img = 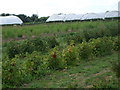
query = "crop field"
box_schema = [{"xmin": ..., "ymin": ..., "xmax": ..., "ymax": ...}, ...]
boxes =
[
  {"xmin": 2, "ymin": 20, "xmax": 120, "ymax": 88},
  {"xmin": 2, "ymin": 20, "xmax": 118, "ymax": 41}
]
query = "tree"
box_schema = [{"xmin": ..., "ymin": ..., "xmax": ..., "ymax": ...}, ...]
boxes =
[
  {"xmin": 16, "ymin": 14, "xmax": 28, "ymax": 23},
  {"xmin": 38, "ymin": 16, "xmax": 49, "ymax": 22},
  {"xmin": 31, "ymin": 14, "xmax": 38, "ymax": 22}
]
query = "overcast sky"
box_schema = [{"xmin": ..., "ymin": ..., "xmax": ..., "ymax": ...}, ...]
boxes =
[{"xmin": 0, "ymin": 0, "xmax": 119, "ymax": 17}]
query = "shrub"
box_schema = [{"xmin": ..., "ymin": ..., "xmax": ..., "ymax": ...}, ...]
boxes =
[
  {"xmin": 47, "ymin": 47, "xmax": 64, "ymax": 69},
  {"xmin": 45, "ymin": 37, "xmax": 59, "ymax": 48},
  {"xmin": 2, "ymin": 51, "xmax": 50, "ymax": 87},
  {"xmin": 19, "ymin": 40, "xmax": 34, "ymax": 54},
  {"xmin": 89, "ymin": 37, "xmax": 113, "ymax": 57},
  {"xmin": 6, "ymin": 41, "xmax": 21, "ymax": 58},
  {"xmin": 30, "ymin": 38, "xmax": 48, "ymax": 52},
  {"xmin": 23, "ymin": 51, "xmax": 49, "ymax": 76},
  {"xmin": 112, "ymin": 36, "xmax": 120, "ymax": 51},
  {"xmin": 2, "ymin": 56, "xmax": 29, "ymax": 87},
  {"xmin": 65, "ymin": 32, "xmax": 84, "ymax": 45},
  {"xmin": 78, "ymin": 41, "xmax": 93, "ymax": 60},
  {"xmin": 62, "ymin": 40, "xmax": 78, "ymax": 65}
]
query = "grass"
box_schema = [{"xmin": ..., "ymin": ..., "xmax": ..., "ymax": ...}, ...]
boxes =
[
  {"xmin": 20, "ymin": 53, "xmax": 119, "ymax": 88},
  {"xmin": 2, "ymin": 20, "xmax": 118, "ymax": 40}
]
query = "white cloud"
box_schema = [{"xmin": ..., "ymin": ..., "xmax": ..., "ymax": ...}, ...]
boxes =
[{"xmin": 0, "ymin": 0, "xmax": 119, "ymax": 17}]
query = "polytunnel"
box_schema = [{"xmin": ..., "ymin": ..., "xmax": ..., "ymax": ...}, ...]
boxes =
[{"xmin": 0, "ymin": 16, "xmax": 23, "ymax": 25}]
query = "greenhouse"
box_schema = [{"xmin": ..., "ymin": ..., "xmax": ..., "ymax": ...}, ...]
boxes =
[
  {"xmin": 0, "ymin": 16, "xmax": 23, "ymax": 25},
  {"xmin": 105, "ymin": 11, "xmax": 119, "ymax": 18},
  {"xmin": 46, "ymin": 11, "xmax": 120, "ymax": 22}
]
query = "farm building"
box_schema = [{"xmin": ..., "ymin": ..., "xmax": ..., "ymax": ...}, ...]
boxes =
[
  {"xmin": 0, "ymin": 16, "xmax": 23, "ymax": 25},
  {"xmin": 46, "ymin": 11, "xmax": 119, "ymax": 22},
  {"xmin": 105, "ymin": 11, "xmax": 119, "ymax": 19},
  {"xmin": 81, "ymin": 13, "xmax": 105, "ymax": 20}
]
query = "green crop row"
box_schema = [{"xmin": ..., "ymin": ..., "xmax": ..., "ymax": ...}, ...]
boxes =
[
  {"xmin": 2, "ymin": 20, "xmax": 119, "ymax": 40},
  {"xmin": 2, "ymin": 36, "xmax": 120, "ymax": 88}
]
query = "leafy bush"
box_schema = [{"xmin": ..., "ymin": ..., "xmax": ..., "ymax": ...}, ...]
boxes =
[
  {"xmin": 6, "ymin": 40, "xmax": 34, "ymax": 58},
  {"xmin": 65, "ymin": 32, "xmax": 84, "ymax": 45},
  {"xmin": 2, "ymin": 56, "xmax": 29, "ymax": 87},
  {"xmin": 78, "ymin": 41, "xmax": 93, "ymax": 60},
  {"xmin": 112, "ymin": 36, "xmax": 120, "ymax": 51},
  {"xmin": 62, "ymin": 41, "xmax": 78, "ymax": 65},
  {"xmin": 2, "ymin": 51, "xmax": 50, "ymax": 87},
  {"xmin": 89, "ymin": 37, "xmax": 113, "ymax": 57},
  {"xmin": 19, "ymin": 40, "xmax": 34, "ymax": 54},
  {"xmin": 23, "ymin": 51, "xmax": 49, "ymax": 76},
  {"xmin": 45, "ymin": 37, "xmax": 59, "ymax": 48},
  {"xmin": 6, "ymin": 41, "xmax": 21, "ymax": 58},
  {"xmin": 30, "ymin": 38, "xmax": 48, "ymax": 52},
  {"xmin": 47, "ymin": 47, "xmax": 64, "ymax": 69}
]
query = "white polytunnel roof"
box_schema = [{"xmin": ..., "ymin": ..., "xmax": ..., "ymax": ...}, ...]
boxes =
[
  {"xmin": 46, "ymin": 14, "xmax": 65, "ymax": 22},
  {"xmin": 105, "ymin": 11, "xmax": 119, "ymax": 18},
  {"xmin": 64, "ymin": 14, "xmax": 75, "ymax": 21},
  {"xmin": 0, "ymin": 16, "xmax": 23, "ymax": 25},
  {"xmin": 81, "ymin": 13, "xmax": 104, "ymax": 20},
  {"xmin": 46, "ymin": 10, "xmax": 119, "ymax": 22},
  {"xmin": 64, "ymin": 14, "xmax": 83, "ymax": 21},
  {"xmin": 96, "ymin": 13, "xmax": 105, "ymax": 19}
]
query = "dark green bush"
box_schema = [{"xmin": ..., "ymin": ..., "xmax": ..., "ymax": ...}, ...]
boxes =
[
  {"xmin": 47, "ymin": 47, "xmax": 64, "ymax": 69},
  {"xmin": 23, "ymin": 51, "xmax": 49, "ymax": 76},
  {"xmin": 30, "ymin": 38, "xmax": 47, "ymax": 52},
  {"xmin": 2, "ymin": 56, "xmax": 31, "ymax": 87},
  {"xmin": 112, "ymin": 36, "xmax": 120, "ymax": 51},
  {"xmin": 2, "ymin": 51, "xmax": 50, "ymax": 87},
  {"xmin": 89, "ymin": 37, "xmax": 113, "ymax": 57},
  {"xmin": 45, "ymin": 37, "xmax": 59, "ymax": 48},
  {"xmin": 62, "ymin": 42, "xmax": 78, "ymax": 66},
  {"xmin": 78, "ymin": 41, "xmax": 93, "ymax": 60},
  {"xmin": 6, "ymin": 41, "xmax": 21, "ymax": 58}
]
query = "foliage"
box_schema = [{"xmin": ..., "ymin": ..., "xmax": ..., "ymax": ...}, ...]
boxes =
[
  {"xmin": 2, "ymin": 20, "xmax": 118, "ymax": 40},
  {"xmin": 44, "ymin": 37, "xmax": 59, "ymax": 48},
  {"xmin": 6, "ymin": 41, "xmax": 21, "ymax": 58},
  {"xmin": 2, "ymin": 56, "xmax": 30, "ymax": 87},
  {"xmin": 112, "ymin": 55, "xmax": 120, "ymax": 79},
  {"xmin": 93, "ymin": 78, "xmax": 120, "ymax": 88},
  {"xmin": 89, "ymin": 37, "xmax": 113, "ymax": 57},
  {"xmin": 2, "ymin": 35, "xmax": 120, "ymax": 88},
  {"xmin": 2, "ymin": 51, "xmax": 50, "ymax": 87},
  {"xmin": 30, "ymin": 38, "xmax": 48, "ymax": 52},
  {"xmin": 23, "ymin": 51, "xmax": 49, "ymax": 76},
  {"xmin": 112, "ymin": 36, "xmax": 120, "ymax": 51},
  {"xmin": 78, "ymin": 41, "xmax": 93, "ymax": 60},
  {"xmin": 47, "ymin": 47, "xmax": 64, "ymax": 69},
  {"xmin": 62, "ymin": 40, "xmax": 78, "ymax": 65}
]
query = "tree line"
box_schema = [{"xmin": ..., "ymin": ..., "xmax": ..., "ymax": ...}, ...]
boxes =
[{"xmin": 0, "ymin": 13, "xmax": 49, "ymax": 23}]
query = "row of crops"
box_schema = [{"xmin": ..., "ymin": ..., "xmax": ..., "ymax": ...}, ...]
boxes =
[
  {"xmin": 2, "ymin": 20, "xmax": 118, "ymax": 40},
  {"xmin": 2, "ymin": 35, "xmax": 120, "ymax": 88}
]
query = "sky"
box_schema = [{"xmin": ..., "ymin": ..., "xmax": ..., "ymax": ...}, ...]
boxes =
[{"xmin": 0, "ymin": 0, "xmax": 119, "ymax": 17}]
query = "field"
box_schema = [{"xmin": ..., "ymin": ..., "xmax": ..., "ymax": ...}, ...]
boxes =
[
  {"xmin": 2, "ymin": 20, "xmax": 120, "ymax": 88},
  {"xmin": 2, "ymin": 20, "xmax": 118, "ymax": 41}
]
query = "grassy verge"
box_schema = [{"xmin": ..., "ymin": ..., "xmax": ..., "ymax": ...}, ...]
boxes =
[{"xmin": 20, "ymin": 53, "xmax": 119, "ymax": 88}]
